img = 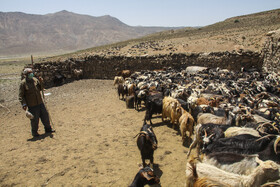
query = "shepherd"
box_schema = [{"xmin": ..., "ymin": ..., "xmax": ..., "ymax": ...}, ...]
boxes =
[{"xmin": 19, "ymin": 68, "xmax": 55, "ymax": 137}]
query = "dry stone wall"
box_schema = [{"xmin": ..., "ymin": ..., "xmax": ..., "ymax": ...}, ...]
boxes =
[
  {"xmin": 30, "ymin": 50, "xmax": 262, "ymax": 88},
  {"xmin": 262, "ymin": 29, "xmax": 280, "ymax": 73}
]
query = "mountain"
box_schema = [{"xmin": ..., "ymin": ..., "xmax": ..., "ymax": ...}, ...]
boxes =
[
  {"xmin": 68, "ymin": 8, "xmax": 279, "ymax": 58},
  {"xmin": 0, "ymin": 10, "xmax": 180, "ymax": 57}
]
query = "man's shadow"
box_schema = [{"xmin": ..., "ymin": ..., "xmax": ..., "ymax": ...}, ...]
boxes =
[{"xmin": 27, "ymin": 133, "xmax": 54, "ymax": 141}]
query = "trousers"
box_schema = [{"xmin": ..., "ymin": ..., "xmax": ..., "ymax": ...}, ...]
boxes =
[{"xmin": 28, "ymin": 103, "xmax": 51, "ymax": 135}]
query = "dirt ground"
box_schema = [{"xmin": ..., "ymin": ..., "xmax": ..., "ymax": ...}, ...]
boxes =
[{"xmin": 0, "ymin": 79, "xmax": 188, "ymax": 186}]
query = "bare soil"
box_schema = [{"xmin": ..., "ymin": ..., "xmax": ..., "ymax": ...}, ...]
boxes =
[{"xmin": 0, "ymin": 79, "xmax": 188, "ymax": 186}]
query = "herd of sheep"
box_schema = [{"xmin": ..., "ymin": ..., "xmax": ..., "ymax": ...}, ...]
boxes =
[{"xmin": 114, "ymin": 66, "xmax": 280, "ymax": 187}]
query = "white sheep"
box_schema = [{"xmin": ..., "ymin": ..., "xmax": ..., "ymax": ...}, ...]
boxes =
[
  {"xmin": 224, "ymin": 126, "xmax": 261, "ymax": 138},
  {"xmin": 203, "ymin": 153, "xmax": 259, "ymax": 175},
  {"xmin": 197, "ymin": 110, "xmax": 234, "ymax": 126},
  {"xmin": 186, "ymin": 158, "xmax": 280, "ymax": 187}
]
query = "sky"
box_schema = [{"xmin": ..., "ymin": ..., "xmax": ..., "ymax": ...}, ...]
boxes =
[{"xmin": 1, "ymin": 0, "xmax": 280, "ymax": 27}]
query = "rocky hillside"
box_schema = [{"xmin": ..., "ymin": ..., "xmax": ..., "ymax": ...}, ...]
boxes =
[
  {"xmin": 62, "ymin": 8, "xmax": 280, "ymax": 59},
  {"xmin": 0, "ymin": 10, "xmax": 179, "ymax": 57}
]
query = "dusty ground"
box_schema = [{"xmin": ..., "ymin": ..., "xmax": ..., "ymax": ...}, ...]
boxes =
[
  {"xmin": 1, "ymin": 9, "xmax": 279, "ymax": 186},
  {"xmin": 0, "ymin": 79, "xmax": 188, "ymax": 186}
]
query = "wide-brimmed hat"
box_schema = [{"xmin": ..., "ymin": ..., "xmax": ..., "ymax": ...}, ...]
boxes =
[{"xmin": 23, "ymin": 68, "xmax": 33, "ymax": 75}]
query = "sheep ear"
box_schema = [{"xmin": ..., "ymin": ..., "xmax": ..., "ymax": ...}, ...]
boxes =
[{"xmin": 141, "ymin": 172, "xmax": 154, "ymax": 181}]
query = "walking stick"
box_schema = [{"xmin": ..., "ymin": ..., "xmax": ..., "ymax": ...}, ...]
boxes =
[
  {"xmin": 31, "ymin": 55, "xmax": 54, "ymax": 131},
  {"xmin": 31, "ymin": 55, "xmax": 55, "ymax": 131},
  {"xmin": 31, "ymin": 55, "xmax": 34, "ymax": 67}
]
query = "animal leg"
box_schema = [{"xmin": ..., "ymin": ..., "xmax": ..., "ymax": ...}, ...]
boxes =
[
  {"xmin": 180, "ymin": 123, "xmax": 185, "ymax": 141},
  {"xmin": 162, "ymin": 113, "xmax": 165, "ymax": 122},
  {"xmin": 142, "ymin": 158, "xmax": 146, "ymax": 167},
  {"xmin": 182, "ymin": 131, "xmax": 186, "ymax": 142},
  {"xmin": 187, "ymin": 136, "xmax": 197, "ymax": 158},
  {"xmin": 150, "ymin": 157, "xmax": 154, "ymax": 169},
  {"xmin": 137, "ymin": 101, "xmax": 140, "ymax": 110},
  {"xmin": 171, "ymin": 119, "xmax": 175, "ymax": 129}
]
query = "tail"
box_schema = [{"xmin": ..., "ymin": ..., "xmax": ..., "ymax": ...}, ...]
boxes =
[
  {"xmin": 187, "ymin": 160, "xmax": 228, "ymax": 187},
  {"xmin": 186, "ymin": 160, "xmax": 198, "ymax": 187},
  {"xmin": 190, "ymin": 161, "xmax": 198, "ymax": 180}
]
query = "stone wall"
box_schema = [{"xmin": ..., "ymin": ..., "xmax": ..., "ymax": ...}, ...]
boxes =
[
  {"xmin": 31, "ymin": 50, "xmax": 262, "ymax": 88},
  {"xmin": 262, "ymin": 29, "xmax": 280, "ymax": 73}
]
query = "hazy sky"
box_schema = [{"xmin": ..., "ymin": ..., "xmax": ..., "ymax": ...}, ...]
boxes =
[{"xmin": 1, "ymin": 0, "xmax": 279, "ymax": 27}]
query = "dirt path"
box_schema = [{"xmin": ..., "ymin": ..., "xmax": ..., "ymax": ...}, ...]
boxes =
[{"xmin": 0, "ymin": 79, "xmax": 188, "ymax": 186}]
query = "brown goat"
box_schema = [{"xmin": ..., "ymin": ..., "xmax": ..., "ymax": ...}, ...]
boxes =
[
  {"xmin": 162, "ymin": 97, "xmax": 183, "ymax": 129},
  {"xmin": 209, "ymin": 96, "xmax": 224, "ymax": 108},
  {"xmin": 117, "ymin": 70, "xmax": 131, "ymax": 79},
  {"xmin": 179, "ymin": 110, "xmax": 195, "ymax": 142},
  {"xmin": 128, "ymin": 83, "xmax": 136, "ymax": 96},
  {"xmin": 196, "ymin": 97, "xmax": 209, "ymax": 106}
]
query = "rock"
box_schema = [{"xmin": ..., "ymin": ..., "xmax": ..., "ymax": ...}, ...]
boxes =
[{"xmin": 185, "ymin": 66, "xmax": 208, "ymax": 75}]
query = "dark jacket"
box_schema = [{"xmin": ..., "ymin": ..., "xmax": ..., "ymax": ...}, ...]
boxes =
[{"xmin": 19, "ymin": 77, "xmax": 43, "ymax": 107}]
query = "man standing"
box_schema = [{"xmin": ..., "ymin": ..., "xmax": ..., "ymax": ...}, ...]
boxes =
[{"xmin": 19, "ymin": 68, "xmax": 55, "ymax": 137}]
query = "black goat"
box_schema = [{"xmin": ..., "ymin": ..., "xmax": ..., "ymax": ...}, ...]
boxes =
[
  {"xmin": 191, "ymin": 104, "xmax": 214, "ymax": 122},
  {"xmin": 176, "ymin": 98, "xmax": 190, "ymax": 112},
  {"xmin": 204, "ymin": 134, "xmax": 280, "ymax": 163},
  {"xmin": 144, "ymin": 93, "xmax": 163, "ymax": 125},
  {"xmin": 135, "ymin": 122, "xmax": 158, "ymax": 167},
  {"xmin": 187, "ymin": 123, "xmax": 229, "ymax": 158},
  {"xmin": 199, "ymin": 123, "xmax": 229, "ymax": 151},
  {"xmin": 205, "ymin": 134, "xmax": 269, "ymax": 154},
  {"xmin": 129, "ymin": 166, "xmax": 160, "ymax": 187},
  {"xmin": 53, "ymin": 74, "xmax": 66, "ymax": 87}
]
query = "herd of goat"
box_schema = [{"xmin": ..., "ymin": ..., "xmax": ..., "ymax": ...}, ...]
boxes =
[{"xmin": 114, "ymin": 67, "xmax": 280, "ymax": 187}]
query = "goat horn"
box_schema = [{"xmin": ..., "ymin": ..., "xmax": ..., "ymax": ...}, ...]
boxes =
[
  {"xmin": 255, "ymin": 134, "xmax": 275, "ymax": 142},
  {"xmin": 271, "ymin": 122, "xmax": 280, "ymax": 133},
  {"xmin": 140, "ymin": 131, "xmax": 148, "ymax": 135},
  {"xmin": 274, "ymin": 136, "xmax": 280, "ymax": 154},
  {"xmin": 256, "ymin": 122, "xmax": 266, "ymax": 130},
  {"xmin": 133, "ymin": 131, "xmax": 148, "ymax": 138},
  {"xmin": 133, "ymin": 133, "xmax": 141, "ymax": 138}
]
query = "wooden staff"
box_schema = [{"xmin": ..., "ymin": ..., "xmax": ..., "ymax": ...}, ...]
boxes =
[{"xmin": 31, "ymin": 55, "xmax": 34, "ymax": 67}]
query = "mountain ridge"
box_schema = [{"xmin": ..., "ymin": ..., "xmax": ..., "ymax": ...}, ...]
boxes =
[{"xmin": 0, "ymin": 10, "xmax": 180, "ymax": 57}]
